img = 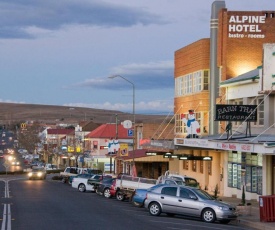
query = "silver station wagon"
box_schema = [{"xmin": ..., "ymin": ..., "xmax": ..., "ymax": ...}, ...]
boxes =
[{"xmin": 144, "ymin": 185, "xmax": 238, "ymax": 224}]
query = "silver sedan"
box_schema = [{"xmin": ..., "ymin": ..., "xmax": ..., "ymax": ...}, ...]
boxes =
[{"xmin": 144, "ymin": 185, "xmax": 238, "ymax": 224}]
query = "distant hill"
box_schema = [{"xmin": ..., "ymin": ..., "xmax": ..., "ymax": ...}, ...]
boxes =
[{"xmin": 0, "ymin": 102, "xmax": 173, "ymax": 125}]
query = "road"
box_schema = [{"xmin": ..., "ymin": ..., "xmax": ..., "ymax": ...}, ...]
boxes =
[{"xmin": 0, "ymin": 175, "xmax": 251, "ymax": 230}]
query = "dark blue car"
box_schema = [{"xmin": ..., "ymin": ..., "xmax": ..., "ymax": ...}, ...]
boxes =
[{"xmin": 132, "ymin": 184, "xmax": 166, "ymax": 207}]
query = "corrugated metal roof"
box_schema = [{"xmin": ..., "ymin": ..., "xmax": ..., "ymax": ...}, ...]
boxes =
[
  {"xmin": 85, "ymin": 124, "xmax": 132, "ymax": 139},
  {"xmin": 220, "ymin": 68, "xmax": 260, "ymax": 86}
]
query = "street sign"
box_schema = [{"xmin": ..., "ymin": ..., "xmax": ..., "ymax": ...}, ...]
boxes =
[
  {"xmin": 127, "ymin": 129, "xmax": 133, "ymax": 137},
  {"xmin": 123, "ymin": 120, "xmax": 132, "ymax": 129},
  {"xmin": 3, "ymin": 162, "xmax": 10, "ymax": 168}
]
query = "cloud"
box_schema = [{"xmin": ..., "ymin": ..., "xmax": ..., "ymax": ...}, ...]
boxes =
[
  {"xmin": 0, "ymin": 0, "xmax": 168, "ymax": 39},
  {"xmin": 0, "ymin": 99, "xmax": 26, "ymax": 104},
  {"xmin": 69, "ymin": 60, "xmax": 174, "ymax": 91},
  {"xmin": 65, "ymin": 98, "xmax": 174, "ymax": 115}
]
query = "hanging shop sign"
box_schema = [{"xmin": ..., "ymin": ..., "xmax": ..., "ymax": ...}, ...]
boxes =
[{"xmin": 215, "ymin": 105, "xmax": 257, "ymax": 121}]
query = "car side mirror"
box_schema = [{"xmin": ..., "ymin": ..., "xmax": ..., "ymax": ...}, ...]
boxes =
[{"xmin": 190, "ymin": 195, "xmax": 197, "ymax": 200}]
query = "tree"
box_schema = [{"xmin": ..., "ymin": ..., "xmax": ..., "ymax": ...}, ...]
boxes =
[{"xmin": 17, "ymin": 121, "xmax": 41, "ymax": 154}]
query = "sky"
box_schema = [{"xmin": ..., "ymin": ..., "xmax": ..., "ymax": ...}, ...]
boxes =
[{"xmin": 0, "ymin": 0, "xmax": 274, "ymax": 115}]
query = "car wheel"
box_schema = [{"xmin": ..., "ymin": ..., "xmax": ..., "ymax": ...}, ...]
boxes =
[
  {"xmin": 202, "ymin": 208, "xmax": 216, "ymax": 223},
  {"xmin": 62, "ymin": 178, "xmax": 66, "ymax": 184},
  {"xmin": 116, "ymin": 191, "xmax": 125, "ymax": 201},
  {"xmin": 103, "ymin": 188, "xmax": 111, "ymax": 198},
  {"xmin": 78, "ymin": 184, "xmax": 86, "ymax": 192},
  {"xmin": 132, "ymin": 201, "xmax": 143, "ymax": 208},
  {"xmin": 149, "ymin": 202, "xmax": 161, "ymax": 216},
  {"xmin": 219, "ymin": 220, "xmax": 231, "ymax": 224}
]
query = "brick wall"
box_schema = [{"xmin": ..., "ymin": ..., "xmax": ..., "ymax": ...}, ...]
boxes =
[{"xmin": 175, "ymin": 38, "xmax": 210, "ymax": 77}]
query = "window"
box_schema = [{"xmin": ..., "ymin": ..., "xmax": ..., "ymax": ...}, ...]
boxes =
[
  {"xmin": 93, "ymin": 141, "xmax": 98, "ymax": 149},
  {"xmin": 184, "ymin": 74, "xmax": 193, "ymax": 94},
  {"xmin": 203, "ymin": 70, "xmax": 209, "ymax": 90},
  {"xmin": 161, "ymin": 187, "xmax": 177, "ymax": 196},
  {"xmin": 175, "ymin": 114, "xmax": 183, "ymax": 134},
  {"xmin": 183, "ymin": 160, "xmax": 189, "ymax": 170},
  {"xmin": 208, "ymin": 161, "xmax": 212, "ymax": 175},
  {"xmin": 175, "ymin": 77, "xmax": 184, "ymax": 97},
  {"xmin": 175, "ymin": 70, "xmax": 209, "ymax": 97},
  {"xmin": 193, "ymin": 71, "xmax": 202, "ymax": 92},
  {"xmin": 180, "ymin": 188, "xmax": 191, "ymax": 198},
  {"xmin": 200, "ymin": 160, "xmax": 203, "ymax": 173},
  {"xmin": 253, "ymin": 97, "xmax": 264, "ymax": 126},
  {"xmin": 192, "ymin": 159, "xmax": 197, "ymax": 172}
]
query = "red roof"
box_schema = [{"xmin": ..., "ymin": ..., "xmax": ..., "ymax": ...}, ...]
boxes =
[
  {"xmin": 47, "ymin": 129, "xmax": 75, "ymax": 135},
  {"xmin": 86, "ymin": 124, "xmax": 132, "ymax": 139}
]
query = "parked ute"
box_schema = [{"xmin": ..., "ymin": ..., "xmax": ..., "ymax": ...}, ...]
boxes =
[
  {"xmin": 157, "ymin": 171, "xmax": 199, "ymax": 188},
  {"xmin": 60, "ymin": 167, "xmax": 102, "ymax": 184},
  {"xmin": 114, "ymin": 174, "xmax": 157, "ymax": 201}
]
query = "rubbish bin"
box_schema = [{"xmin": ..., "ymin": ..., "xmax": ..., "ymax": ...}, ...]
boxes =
[{"xmin": 259, "ymin": 195, "xmax": 275, "ymax": 222}]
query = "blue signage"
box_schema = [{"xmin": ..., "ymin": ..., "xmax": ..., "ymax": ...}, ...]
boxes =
[{"xmin": 127, "ymin": 129, "xmax": 133, "ymax": 137}]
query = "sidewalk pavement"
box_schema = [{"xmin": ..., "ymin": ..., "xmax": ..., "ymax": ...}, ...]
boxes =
[{"xmin": 220, "ymin": 196, "xmax": 275, "ymax": 230}]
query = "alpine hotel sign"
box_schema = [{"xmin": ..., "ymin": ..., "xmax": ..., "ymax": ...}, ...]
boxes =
[{"xmin": 215, "ymin": 105, "xmax": 257, "ymax": 121}]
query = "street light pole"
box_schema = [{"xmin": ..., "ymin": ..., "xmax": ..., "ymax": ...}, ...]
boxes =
[{"xmin": 109, "ymin": 75, "xmax": 135, "ymax": 166}]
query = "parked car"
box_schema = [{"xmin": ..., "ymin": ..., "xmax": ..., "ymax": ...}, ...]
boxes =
[
  {"xmin": 28, "ymin": 167, "xmax": 47, "ymax": 180},
  {"xmin": 88, "ymin": 174, "xmax": 113, "ymax": 192},
  {"xmin": 132, "ymin": 180, "xmax": 183, "ymax": 207},
  {"xmin": 96, "ymin": 178, "xmax": 116, "ymax": 198},
  {"xmin": 72, "ymin": 174, "xmax": 111, "ymax": 192},
  {"xmin": 144, "ymin": 185, "xmax": 238, "ymax": 224},
  {"xmin": 109, "ymin": 178, "xmax": 117, "ymax": 197},
  {"xmin": 72, "ymin": 175, "xmax": 99, "ymax": 192},
  {"xmin": 69, "ymin": 173, "xmax": 94, "ymax": 185},
  {"xmin": 45, "ymin": 163, "xmax": 58, "ymax": 170}
]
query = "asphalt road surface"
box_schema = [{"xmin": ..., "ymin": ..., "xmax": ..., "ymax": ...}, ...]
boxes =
[{"xmin": 0, "ymin": 175, "xmax": 251, "ymax": 230}]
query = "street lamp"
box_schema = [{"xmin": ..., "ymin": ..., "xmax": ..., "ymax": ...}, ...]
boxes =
[{"xmin": 108, "ymin": 75, "xmax": 136, "ymax": 166}]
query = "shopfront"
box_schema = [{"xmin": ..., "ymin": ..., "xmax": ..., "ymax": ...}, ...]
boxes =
[{"xmin": 227, "ymin": 151, "xmax": 263, "ymax": 198}]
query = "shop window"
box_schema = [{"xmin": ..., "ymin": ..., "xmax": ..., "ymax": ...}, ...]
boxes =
[{"xmin": 228, "ymin": 152, "xmax": 262, "ymax": 194}]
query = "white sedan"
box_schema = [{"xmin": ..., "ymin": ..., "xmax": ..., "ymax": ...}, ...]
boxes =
[{"xmin": 72, "ymin": 175, "xmax": 100, "ymax": 192}]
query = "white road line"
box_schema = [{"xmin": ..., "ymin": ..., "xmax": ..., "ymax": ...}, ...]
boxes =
[
  {"xmin": 1, "ymin": 204, "xmax": 11, "ymax": 230},
  {"xmin": 1, "ymin": 204, "xmax": 7, "ymax": 230},
  {"xmin": 5, "ymin": 181, "xmax": 9, "ymax": 198},
  {"xmin": 7, "ymin": 204, "xmax": 11, "ymax": 230},
  {"xmin": 1, "ymin": 180, "xmax": 12, "ymax": 230}
]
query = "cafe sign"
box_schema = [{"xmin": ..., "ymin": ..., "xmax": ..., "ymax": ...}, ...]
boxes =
[{"xmin": 215, "ymin": 105, "xmax": 257, "ymax": 121}]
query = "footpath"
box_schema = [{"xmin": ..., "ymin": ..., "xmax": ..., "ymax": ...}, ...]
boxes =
[{"xmin": 220, "ymin": 196, "xmax": 275, "ymax": 230}]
